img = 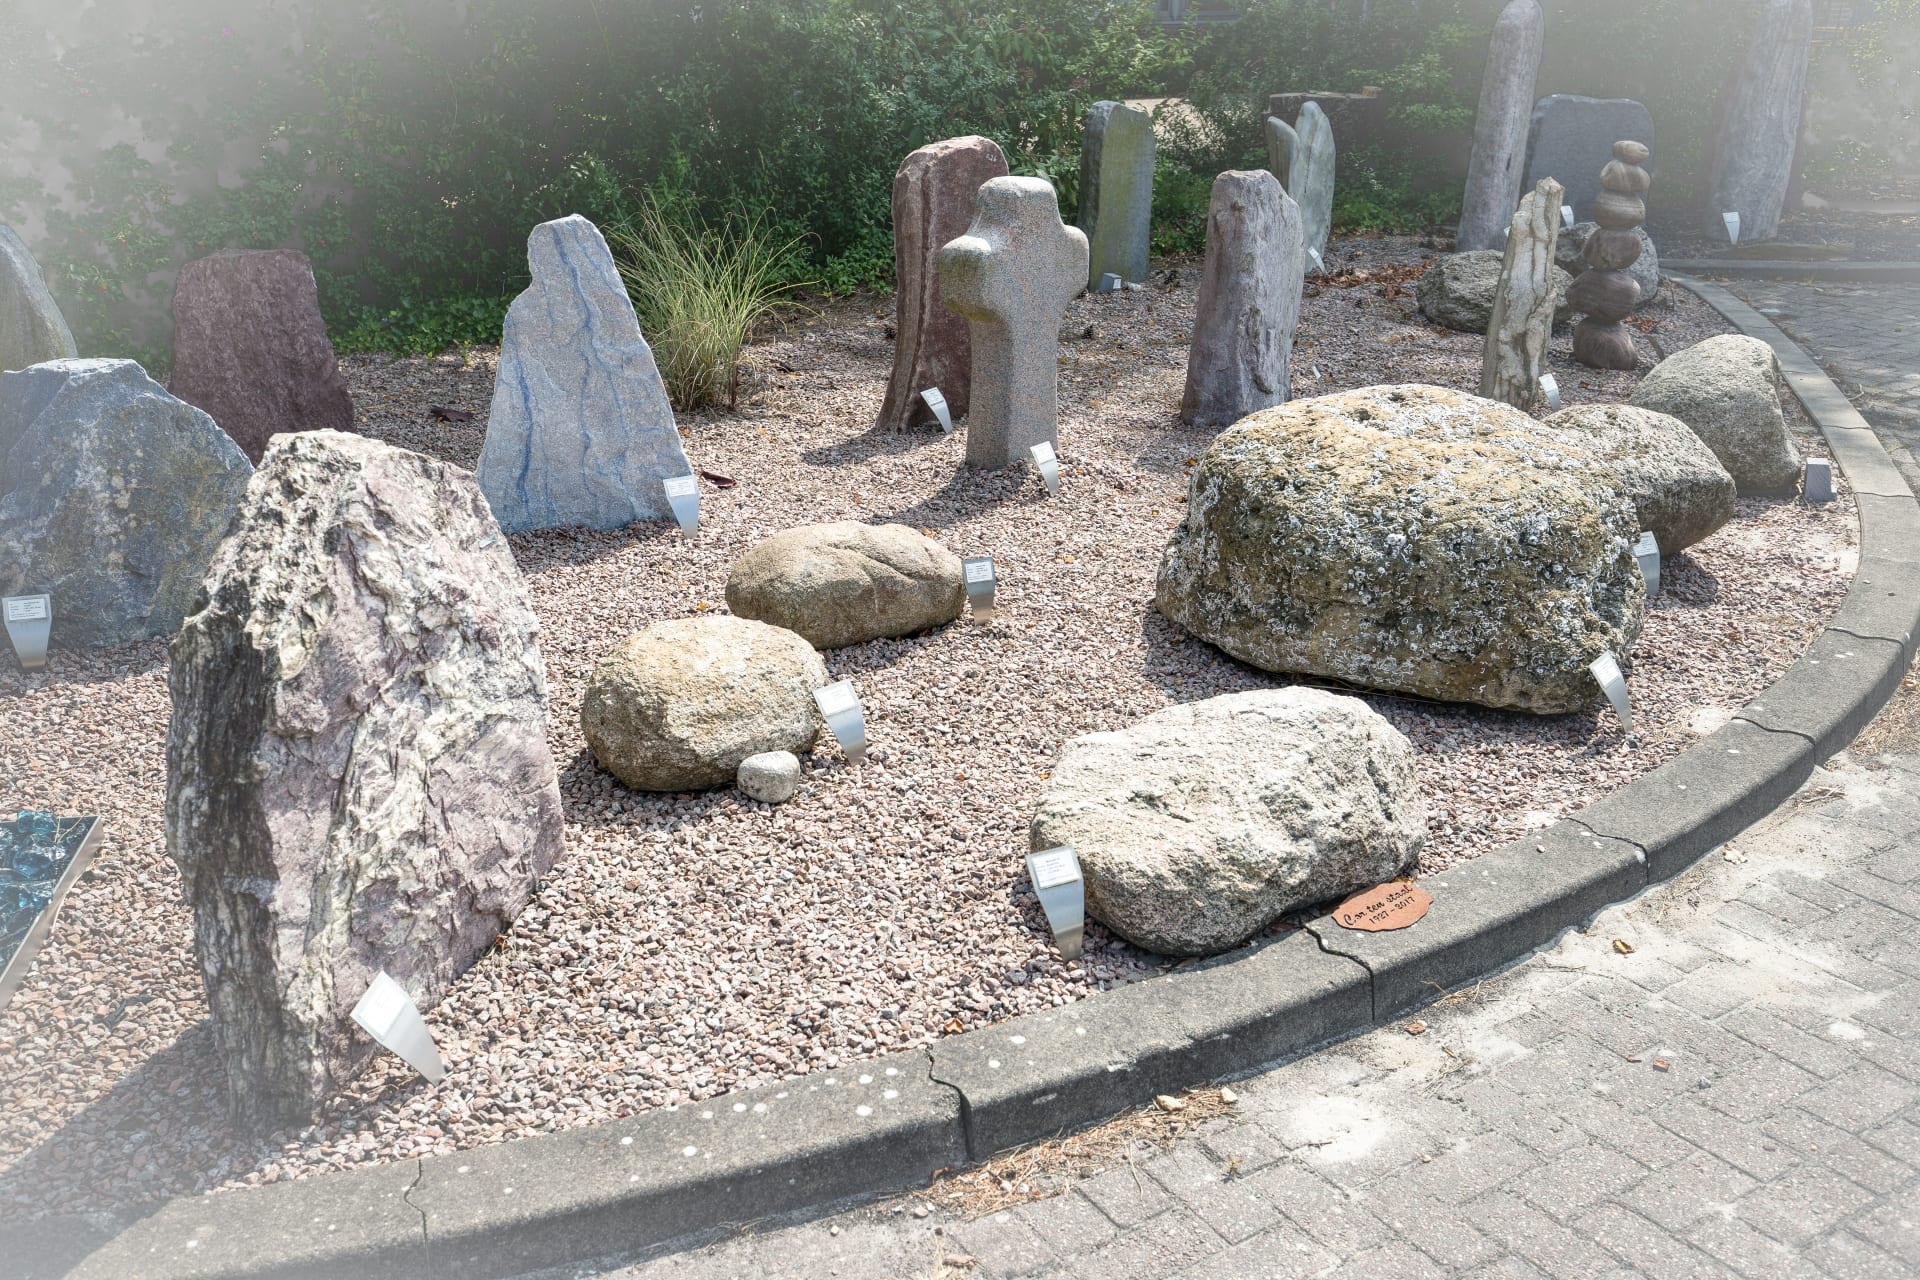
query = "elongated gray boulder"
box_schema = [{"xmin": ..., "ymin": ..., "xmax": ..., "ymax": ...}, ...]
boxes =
[
  {"xmin": 166, "ymin": 429, "xmax": 565, "ymax": 1127},
  {"xmin": 0, "ymin": 226, "xmax": 78, "ymax": 374},
  {"xmin": 1543, "ymin": 404, "xmax": 1736, "ymax": 554},
  {"xmin": 1157, "ymin": 385, "xmax": 1644, "ymax": 714},
  {"xmin": 1523, "ymin": 96, "xmax": 1655, "ymax": 224},
  {"xmin": 1708, "ymin": 0, "xmax": 1813, "ymax": 242},
  {"xmin": 0, "ymin": 359, "xmax": 252, "ymax": 647},
  {"xmin": 582, "ymin": 616, "xmax": 827, "ymax": 791},
  {"xmin": 1629, "ymin": 334, "xmax": 1802, "ymax": 494},
  {"xmin": 168, "ymin": 249, "xmax": 356, "ymax": 463},
  {"xmin": 1457, "ymin": 0, "xmax": 1546, "ymax": 252},
  {"xmin": 1418, "ymin": 249, "xmax": 1572, "ymax": 333},
  {"xmin": 876, "ymin": 137, "xmax": 1009, "ymax": 432},
  {"xmin": 1557, "ymin": 222, "xmax": 1660, "ymax": 310},
  {"xmin": 726, "ymin": 521, "xmax": 964, "ymax": 650},
  {"xmin": 1480, "ymin": 177, "xmax": 1563, "ymax": 410},
  {"xmin": 1290, "ymin": 102, "xmax": 1336, "ymax": 265},
  {"xmin": 1030, "ymin": 688, "xmax": 1427, "ymax": 957},
  {"xmin": 1181, "ymin": 170, "xmax": 1304, "ymax": 428},
  {"xmin": 477, "ymin": 215, "xmax": 693, "ymax": 532},
  {"xmin": 1264, "ymin": 115, "xmax": 1297, "ymax": 195},
  {"xmin": 1077, "ymin": 100, "xmax": 1154, "ymax": 288}
]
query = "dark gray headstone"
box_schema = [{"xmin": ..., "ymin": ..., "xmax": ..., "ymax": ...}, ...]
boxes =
[{"xmin": 1523, "ymin": 96, "xmax": 1655, "ymax": 224}]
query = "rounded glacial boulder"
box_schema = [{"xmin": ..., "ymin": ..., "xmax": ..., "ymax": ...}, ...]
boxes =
[
  {"xmin": 1629, "ymin": 334, "xmax": 1802, "ymax": 495},
  {"xmin": 1030, "ymin": 688, "xmax": 1427, "ymax": 957},
  {"xmin": 1417, "ymin": 250, "xmax": 1573, "ymax": 333},
  {"xmin": 1155, "ymin": 385, "xmax": 1644, "ymax": 714},
  {"xmin": 725, "ymin": 521, "xmax": 964, "ymax": 650},
  {"xmin": 738, "ymin": 750, "xmax": 802, "ymax": 804},
  {"xmin": 582, "ymin": 616, "xmax": 827, "ymax": 791},
  {"xmin": 1542, "ymin": 403, "xmax": 1735, "ymax": 554}
]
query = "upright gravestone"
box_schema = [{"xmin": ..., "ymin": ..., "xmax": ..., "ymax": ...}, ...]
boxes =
[
  {"xmin": 0, "ymin": 226, "xmax": 78, "ymax": 374},
  {"xmin": 1181, "ymin": 170, "xmax": 1305, "ymax": 428},
  {"xmin": 168, "ymin": 249, "xmax": 356, "ymax": 463},
  {"xmin": 0, "ymin": 359, "xmax": 252, "ymax": 647},
  {"xmin": 939, "ymin": 178, "xmax": 1089, "ymax": 469},
  {"xmin": 1708, "ymin": 0, "xmax": 1813, "ymax": 243},
  {"xmin": 875, "ymin": 136, "xmax": 1010, "ymax": 432},
  {"xmin": 1570, "ymin": 142, "xmax": 1654, "ymax": 371},
  {"xmin": 166, "ymin": 429, "xmax": 566, "ymax": 1126},
  {"xmin": 1289, "ymin": 102, "xmax": 1337, "ymax": 265},
  {"xmin": 1077, "ymin": 101, "xmax": 1154, "ymax": 289},
  {"xmin": 477, "ymin": 215, "xmax": 693, "ymax": 532},
  {"xmin": 1264, "ymin": 115, "xmax": 1298, "ymax": 195},
  {"xmin": 1480, "ymin": 178, "xmax": 1564, "ymax": 410},
  {"xmin": 1457, "ymin": 0, "xmax": 1546, "ymax": 252},
  {"xmin": 1523, "ymin": 96, "xmax": 1655, "ymax": 224}
]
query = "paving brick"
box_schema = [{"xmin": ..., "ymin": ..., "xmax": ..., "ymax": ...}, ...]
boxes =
[
  {"xmin": 1735, "ymin": 1162, "xmax": 1879, "ymax": 1246},
  {"xmin": 1842, "ymin": 1180, "xmax": 1920, "ymax": 1265},
  {"xmin": 1654, "ymin": 1099, "xmax": 1802, "ymax": 1181},
  {"xmin": 1388, "ymin": 1129, "xmax": 1541, "ymax": 1202},
  {"xmin": 948, "ymin": 1212, "xmax": 1056, "ymax": 1278},
  {"xmin": 1761, "ymin": 1107, "xmax": 1914, "ymax": 1196},
  {"xmin": 1250, "ymin": 1159, "xmax": 1390, "ymax": 1256},
  {"xmin": 1516, "ymin": 1142, "xmax": 1650, "ymax": 1223},
  {"xmin": 1143, "ymin": 1146, "xmax": 1282, "ymax": 1244},
  {"xmin": 1796, "ymin": 1063, "xmax": 1920, "ymax": 1133},
  {"xmin": 1014, "ymin": 1189, "xmax": 1117, "ymax": 1257},
  {"xmin": 1718, "ymin": 1005, "xmax": 1864, "ymax": 1078},
  {"xmin": 1076, "ymin": 1160, "xmax": 1174, "ymax": 1228},
  {"xmin": 1808, "ymin": 1228, "xmax": 1920, "ymax": 1280},
  {"xmin": 1162, "ymin": 1225, "xmax": 1338, "ymax": 1280},
  {"xmin": 1571, "ymin": 1202, "xmax": 1737, "ymax": 1279},
  {"xmin": 1620, "ymin": 1148, "xmax": 1757, "ymax": 1230},
  {"xmin": 1684, "ymin": 1214, "xmax": 1825, "ymax": 1280},
  {"xmin": 1458, "ymin": 1258, "xmax": 1550, "ymax": 1280},
  {"xmin": 1073, "ymin": 1210, "xmax": 1223, "ymax": 1276},
  {"xmin": 1466, "ymin": 1189, "xmax": 1611, "ymax": 1280},
  {"xmin": 1319, "ymin": 1240, "xmax": 1450, "ymax": 1280},
  {"xmin": 1360, "ymin": 1180, "xmax": 1502, "ymax": 1271}
]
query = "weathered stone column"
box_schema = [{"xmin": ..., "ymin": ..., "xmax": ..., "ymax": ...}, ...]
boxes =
[
  {"xmin": 1480, "ymin": 178, "xmax": 1564, "ymax": 409},
  {"xmin": 1708, "ymin": 0, "xmax": 1813, "ymax": 242},
  {"xmin": 1077, "ymin": 101, "xmax": 1154, "ymax": 288},
  {"xmin": 1457, "ymin": 0, "xmax": 1545, "ymax": 252},
  {"xmin": 1181, "ymin": 170, "xmax": 1304, "ymax": 428}
]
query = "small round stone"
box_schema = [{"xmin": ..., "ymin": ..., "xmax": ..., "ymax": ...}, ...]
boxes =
[
  {"xmin": 1613, "ymin": 139, "xmax": 1651, "ymax": 164},
  {"xmin": 737, "ymin": 751, "xmax": 802, "ymax": 804}
]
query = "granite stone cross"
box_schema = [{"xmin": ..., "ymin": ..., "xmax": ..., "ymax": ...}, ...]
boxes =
[{"xmin": 939, "ymin": 177, "xmax": 1089, "ymax": 469}]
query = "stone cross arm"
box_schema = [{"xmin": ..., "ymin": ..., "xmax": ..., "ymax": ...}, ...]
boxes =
[{"xmin": 939, "ymin": 178, "xmax": 1088, "ymax": 328}]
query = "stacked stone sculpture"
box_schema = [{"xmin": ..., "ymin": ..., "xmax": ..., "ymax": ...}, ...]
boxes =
[
  {"xmin": 1181, "ymin": 170, "xmax": 1304, "ymax": 428},
  {"xmin": 1456, "ymin": 0, "xmax": 1546, "ymax": 252},
  {"xmin": 1077, "ymin": 101, "xmax": 1154, "ymax": 289},
  {"xmin": 1568, "ymin": 141, "xmax": 1653, "ymax": 372},
  {"xmin": 0, "ymin": 226, "xmax": 78, "ymax": 374},
  {"xmin": 939, "ymin": 178, "xmax": 1088, "ymax": 469},
  {"xmin": 1480, "ymin": 177, "xmax": 1563, "ymax": 410},
  {"xmin": 1708, "ymin": 0, "xmax": 1813, "ymax": 243},
  {"xmin": 875, "ymin": 137, "xmax": 1009, "ymax": 432}
]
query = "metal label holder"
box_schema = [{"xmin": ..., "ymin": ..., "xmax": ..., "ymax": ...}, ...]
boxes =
[
  {"xmin": 662, "ymin": 474, "xmax": 700, "ymax": 535},
  {"xmin": 1804, "ymin": 458, "xmax": 1834, "ymax": 504},
  {"xmin": 351, "ymin": 971, "xmax": 447, "ymax": 1083},
  {"xmin": 1540, "ymin": 374, "xmax": 1561, "ymax": 413},
  {"xmin": 920, "ymin": 387, "xmax": 954, "ymax": 434},
  {"xmin": 1634, "ymin": 531, "xmax": 1661, "ymax": 597},
  {"xmin": 814, "ymin": 680, "xmax": 868, "ymax": 764},
  {"xmin": 1030, "ymin": 441, "xmax": 1060, "ymax": 496},
  {"xmin": 0, "ymin": 814, "xmax": 104, "ymax": 1011},
  {"xmin": 1590, "ymin": 652, "xmax": 1632, "ymax": 731},
  {"xmin": 962, "ymin": 555, "xmax": 997, "ymax": 622},
  {"xmin": 1723, "ymin": 211, "xmax": 1741, "ymax": 244},
  {"xmin": 1095, "ymin": 272, "xmax": 1122, "ymax": 293},
  {"xmin": 3, "ymin": 594, "xmax": 51, "ymax": 670},
  {"xmin": 1026, "ymin": 845, "xmax": 1085, "ymax": 960},
  {"xmin": 1307, "ymin": 248, "xmax": 1324, "ymax": 274},
  {"xmin": 1561, "ymin": 204, "xmax": 1575, "ymax": 229}
]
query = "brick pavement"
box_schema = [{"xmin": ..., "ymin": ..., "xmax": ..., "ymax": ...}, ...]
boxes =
[{"xmin": 553, "ymin": 290, "xmax": 1920, "ymax": 1280}]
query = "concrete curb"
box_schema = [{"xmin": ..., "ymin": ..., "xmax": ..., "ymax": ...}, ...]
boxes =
[
  {"xmin": 1663, "ymin": 258, "xmax": 1920, "ymax": 284},
  {"xmin": 15, "ymin": 285, "xmax": 1920, "ymax": 1279}
]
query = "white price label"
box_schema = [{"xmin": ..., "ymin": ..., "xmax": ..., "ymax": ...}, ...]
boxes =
[
  {"xmin": 1030, "ymin": 847, "xmax": 1080, "ymax": 890},
  {"xmin": 663, "ymin": 475, "xmax": 698, "ymax": 498},
  {"xmin": 5, "ymin": 597, "xmax": 48, "ymax": 622},
  {"xmin": 964, "ymin": 559, "xmax": 995, "ymax": 585},
  {"xmin": 815, "ymin": 680, "xmax": 859, "ymax": 716}
]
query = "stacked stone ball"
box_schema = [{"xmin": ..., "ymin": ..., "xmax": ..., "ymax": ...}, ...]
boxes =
[{"xmin": 1568, "ymin": 140, "xmax": 1652, "ymax": 371}]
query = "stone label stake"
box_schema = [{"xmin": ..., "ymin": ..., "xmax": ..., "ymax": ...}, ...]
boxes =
[
  {"xmin": 1457, "ymin": 0, "xmax": 1546, "ymax": 252},
  {"xmin": 1540, "ymin": 373, "xmax": 1562, "ymax": 411},
  {"xmin": 350, "ymin": 972, "xmax": 446, "ymax": 1084},
  {"xmin": 921, "ymin": 386, "xmax": 954, "ymax": 434},
  {"xmin": 1634, "ymin": 531, "xmax": 1662, "ymax": 597},
  {"xmin": 1030, "ymin": 441, "xmax": 1061, "ymax": 495},
  {"xmin": 1590, "ymin": 652, "xmax": 1633, "ymax": 730},
  {"xmin": 1181, "ymin": 170, "xmax": 1305, "ymax": 429},
  {"xmin": 1803, "ymin": 458, "xmax": 1833, "ymax": 504},
  {"xmin": 1077, "ymin": 101, "xmax": 1154, "ymax": 289},
  {"xmin": 663, "ymin": 473, "xmax": 700, "ymax": 534},
  {"xmin": 1708, "ymin": 0, "xmax": 1813, "ymax": 242},
  {"xmin": 875, "ymin": 137, "xmax": 1010, "ymax": 432},
  {"xmin": 1480, "ymin": 177, "xmax": 1564, "ymax": 410},
  {"xmin": 814, "ymin": 680, "xmax": 869, "ymax": 764},
  {"xmin": 939, "ymin": 178, "xmax": 1088, "ymax": 469},
  {"xmin": 1724, "ymin": 211, "xmax": 1742, "ymax": 245},
  {"xmin": 1025, "ymin": 845, "xmax": 1086, "ymax": 960},
  {"xmin": 2, "ymin": 594, "xmax": 50, "ymax": 670},
  {"xmin": 962, "ymin": 555, "xmax": 998, "ymax": 621}
]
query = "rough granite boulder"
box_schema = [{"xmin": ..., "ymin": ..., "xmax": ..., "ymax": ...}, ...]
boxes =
[
  {"xmin": 1629, "ymin": 334, "xmax": 1802, "ymax": 494},
  {"xmin": 1542, "ymin": 404, "xmax": 1736, "ymax": 554},
  {"xmin": 168, "ymin": 249, "xmax": 355, "ymax": 463},
  {"xmin": 1417, "ymin": 250, "xmax": 1573, "ymax": 334},
  {"xmin": 582, "ymin": 616, "xmax": 827, "ymax": 791},
  {"xmin": 1030, "ymin": 688, "xmax": 1427, "ymax": 957},
  {"xmin": 165, "ymin": 429, "xmax": 565, "ymax": 1127},
  {"xmin": 726, "ymin": 522, "xmax": 964, "ymax": 650},
  {"xmin": 1, "ymin": 225, "xmax": 78, "ymax": 373},
  {"xmin": 477, "ymin": 215, "xmax": 692, "ymax": 532},
  {"xmin": 1156, "ymin": 385, "xmax": 1644, "ymax": 714},
  {"xmin": 1555, "ymin": 222, "xmax": 1660, "ymax": 310},
  {"xmin": 1181, "ymin": 169, "xmax": 1304, "ymax": 429},
  {"xmin": 0, "ymin": 359, "xmax": 252, "ymax": 647}
]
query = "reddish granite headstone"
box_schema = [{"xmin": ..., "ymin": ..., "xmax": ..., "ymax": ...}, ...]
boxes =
[
  {"xmin": 168, "ymin": 249, "xmax": 355, "ymax": 462},
  {"xmin": 875, "ymin": 136, "xmax": 1009, "ymax": 433}
]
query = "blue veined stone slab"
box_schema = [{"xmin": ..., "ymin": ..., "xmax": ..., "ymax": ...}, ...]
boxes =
[
  {"xmin": 477, "ymin": 215, "xmax": 692, "ymax": 533},
  {"xmin": 0, "ymin": 811, "xmax": 103, "ymax": 1009}
]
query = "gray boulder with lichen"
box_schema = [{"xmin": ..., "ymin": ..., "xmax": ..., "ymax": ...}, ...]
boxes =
[
  {"xmin": 1629, "ymin": 334, "xmax": 1802, "ymax": 495},
  {"xmin": 725, "ymin": 521, "xmax": 964, "ymax": 650},
  {"xmin": 1542, "ymin": 403, "xmax": 1735, "ymax": 553},
  {"xmin": 1418, "ymin": 249, "xmax": 1572, "ymax": 333}
]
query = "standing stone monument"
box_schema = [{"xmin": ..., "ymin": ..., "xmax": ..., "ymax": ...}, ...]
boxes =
[
  {"xmin": 0, "ymin": 359, "xmax": 252, "ymax": 647},
  {"xmin": 1077, "ymin": 101, "xmax": 1154, "ymax": 289},
  {"xmin": 1288, "ymin": 102, "xmax": 1336, "ymax": 265},
  {"xmin": 1181, "ymin": 170, "xmax": 1305, "ymax": 428},
  {"xmin": 1569, "ymin": 142, "xmax": 1653, "ymax": 371},
  {"xmin": 1264, "ymin": 115, "xmax": 1298, "ymax": 195},
  {"xmin": 1480, "ymin": 178, "xmax": 1564, "ymax": 410},
  {"xmin": 1708, "ymin": 0, "xmax": 1813, "ymax": 243},
  {"xmin": 168, "ymin": 249, "xmax": 356, "ymax": 463},
  {"xmin": 875, "ymin": 137, "xmax": 1009, "ymax": 432},
  {"xmin": 1457, "ymin": 0, "xmax": 1546, "ymax": 252},
  {"xmin": 166, "ymin": 429, "xmax": 566, "ymax": 1127},
  {"xmin": 1523, "ymin": 96, "xmax": 1655, "ymax": 224},
  {"xmin": 477, "ymin": 215, "xmax": 692, "ymax": 533},
  {"xmin": 0, "ymin": 226, "xmax": 78, "ymax": 373},
  {"xmin": 939, "ymin": 178, "xmax": 1089, "ymax": 469}
]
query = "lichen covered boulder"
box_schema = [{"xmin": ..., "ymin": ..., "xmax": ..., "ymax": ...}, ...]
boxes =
[
  {"xmin": 583, "ymin": 615, "xmax": 827, "ymax": 790},
  {"xmin": 1543, "ymin": 403, "xmax": 1735, "ymax": 553},
  {"xmin": 1417, "ymin": 249, "xmax": 1572, "ymax": 333},
  {"xmin": 726, "ymin": 522, "xmax": 965, "ymax": 650},
  {"xmin": 1629, "ymin": 334, "xmax": 1802, "ymax": 494},
  {"xmin": 1156, "ymin": 384, "xmax": 1644, "ymax": 714}
]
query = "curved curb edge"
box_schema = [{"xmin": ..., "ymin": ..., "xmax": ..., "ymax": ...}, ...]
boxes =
[
  {"xmin": 1663, "ymin": 258, "xmax": 1920, "ymax": 284},
  {"xmin": 17, "ymin": 286, "xmax": 1920, "ymax": 1280}
]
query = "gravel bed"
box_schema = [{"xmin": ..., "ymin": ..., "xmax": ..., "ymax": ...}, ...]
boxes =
[{"xmin": 0, "ymin": 235, "xmax": 1855, "ymax": 1219}]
